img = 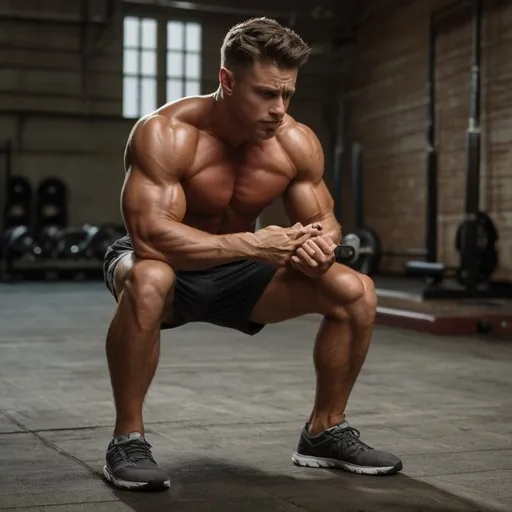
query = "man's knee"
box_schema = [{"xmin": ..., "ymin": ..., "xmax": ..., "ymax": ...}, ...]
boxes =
[
  {"xmin": 117, "ymin": 258, "xmax": 176, "ymax": 310},
  {"xmin": 359, "ymin": 274, "xmax": 377, "ymax": 307},
  {"xmin": 324, "ymin": 266, "xmax": 376, "ymax": 321}
]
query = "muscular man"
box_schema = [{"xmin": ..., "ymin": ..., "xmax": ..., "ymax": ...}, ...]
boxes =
[{"xmin": 102, "ymin": 17, "xmax": 402, "ymax": 491}]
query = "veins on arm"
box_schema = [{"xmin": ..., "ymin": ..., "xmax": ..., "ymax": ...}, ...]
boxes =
[{"xmin": 281, "ymin": 123, "xmax": 341, "ymax": 243}]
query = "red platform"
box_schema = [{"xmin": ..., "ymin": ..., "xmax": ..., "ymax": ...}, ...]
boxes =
[{"xmin": 374, "ymin": 276, "xmax": 512, "ymax": 337}]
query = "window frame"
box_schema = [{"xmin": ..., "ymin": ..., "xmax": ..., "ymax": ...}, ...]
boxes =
[{"xmin": 122, "ymin": 14, "xmax": 202, "ymax": 119}]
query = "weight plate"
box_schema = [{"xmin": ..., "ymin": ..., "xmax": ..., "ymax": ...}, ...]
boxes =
[
  {"xmin": 8, "ymin": 176, "xmax": 32, "ymax": 201},
  {"xmin": 37, "ymin": 177, "xmax": 68, "ymax": 200},
  {"xmin": 6, "ymin": 177, "xmax": 32, "ymax": 227},
  {"xmin": 54, "ymin": 226, "xmax": 92, "ymax": 259},
  {"xmin": 352, "ymin": 226, "xmax": 382, "ymax": 276},
  {"xmin": 455, "ymin": 211, "xmax": 499, "ymax": 278},
  {"xmin": 3, "ymin": 225, "xmax": 39, "ymax": 260},
  {"xmin": 455, "ymin": 211, "xmax": 498, "ymax": 251}
]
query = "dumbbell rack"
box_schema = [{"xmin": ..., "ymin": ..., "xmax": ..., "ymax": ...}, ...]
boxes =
[{"xmin": 1, "ymin": 222, "xmax": 125, "ymax": 282}]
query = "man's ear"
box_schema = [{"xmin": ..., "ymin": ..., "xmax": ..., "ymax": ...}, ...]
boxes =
[{"xmin": 219, "ymin": 67, "xmax": 235, "ymax": 95}]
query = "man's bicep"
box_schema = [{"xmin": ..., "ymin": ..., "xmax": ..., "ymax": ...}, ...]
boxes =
[
  {"xmin": 122, "ymin": 165, "xmax": 187, "ymax": 257},
  {"xmin": 282, "ymin": 178, "xmax": 334, "ymax": 225},
  {"xmin": 121, "ymin": 115, "xmax": 194, "ymax": 258}
]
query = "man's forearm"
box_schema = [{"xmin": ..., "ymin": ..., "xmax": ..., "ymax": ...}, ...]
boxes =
[
  {"xmin": 134, "ymin": 221, "xmax": 258, "ymax": 270},
  {"xmin": 320, "ymin": 215, "xmax": 342, "ymax": 244}
]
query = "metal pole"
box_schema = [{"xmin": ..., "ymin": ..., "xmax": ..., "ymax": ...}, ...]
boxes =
[
  {"xmin": 460, "ymin": 0, "xmax": 482, "ymax": 291},
  {"xmin": 426, "ymin": 13, "xmax": 438, "ymax": 263}
]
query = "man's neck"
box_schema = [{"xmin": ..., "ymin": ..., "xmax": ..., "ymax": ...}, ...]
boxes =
[{"xmin": 210, "ymin": 89, "xmax": 255, "ymax": 148}]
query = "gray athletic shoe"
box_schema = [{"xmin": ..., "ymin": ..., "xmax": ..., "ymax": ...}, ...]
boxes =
[
  {"xmin": 103, "ymin": 432, "xmax": 170, "ymax": 491},
  {"xmin": 291, "ymin": 421, "xmax": 403, "ymax": 476}
]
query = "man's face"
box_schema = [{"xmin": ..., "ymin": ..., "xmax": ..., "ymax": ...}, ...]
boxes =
[{"xmin": 227, "ymin": 61, "xmax": 298, "ymax": 139}]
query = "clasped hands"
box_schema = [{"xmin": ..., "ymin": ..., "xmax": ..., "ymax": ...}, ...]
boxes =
[{"xmin": 289, "ymin": 222, "xmax": 337, "ymax": 278}]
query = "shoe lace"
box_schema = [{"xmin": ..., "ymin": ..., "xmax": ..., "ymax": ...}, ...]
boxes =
[
  {"xmin": 330, "ymin": 426, "xmax": 371, "ymax": 453},
  {"xmin": 116, "ymin": 439, "xmax": 156, "ymax": 464}
]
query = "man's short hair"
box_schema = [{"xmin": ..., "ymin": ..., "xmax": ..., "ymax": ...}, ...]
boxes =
[{"xmin": 220, "ymin": 17, "xmax": 311, "ymax": 73}]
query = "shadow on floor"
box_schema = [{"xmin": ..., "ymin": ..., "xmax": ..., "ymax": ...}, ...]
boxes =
[{"xmin": 107, "ymin": 457, "xmax": 495, "ymax": 512}]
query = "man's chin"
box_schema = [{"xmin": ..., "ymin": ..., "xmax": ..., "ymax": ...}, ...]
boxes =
[{"xmin": 256, "ymin": 126, "xmax": 278, "ymax": 140}]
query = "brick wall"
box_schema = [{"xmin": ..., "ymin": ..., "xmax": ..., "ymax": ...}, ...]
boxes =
[{"xmin": 345, "ymin": 0, "xmax": 512, "ymax": 281}]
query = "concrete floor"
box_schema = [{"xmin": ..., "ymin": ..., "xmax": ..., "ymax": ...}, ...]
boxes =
[{"xmin": 1, "ymin": 282, "xmax": 511, "ymax": 512}]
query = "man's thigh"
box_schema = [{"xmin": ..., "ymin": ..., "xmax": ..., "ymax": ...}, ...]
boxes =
[
  {"xmin": 173, "ymin": 259, "xmax": 277, "ymax": 335},
  {"xmin": 249, "ymin": 263, "xmax": 372, "ymax": 325}
]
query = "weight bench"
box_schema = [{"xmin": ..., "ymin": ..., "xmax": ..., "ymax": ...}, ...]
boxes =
[{"xmin": 405, "ymin": 260, "xmax": 446, "ymax": 285}]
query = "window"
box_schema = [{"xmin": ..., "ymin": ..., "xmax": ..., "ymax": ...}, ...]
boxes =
[
  {"xmin": 166, "ymin": 21, "xmax": 202, "ymax": 102},
  {"xmin": 122, "ymin": 16, "xmax": 202, "ymax": 117},
  {"xmin": 123, "ymin": 16, "xmax": 158, "ymax": 118}
]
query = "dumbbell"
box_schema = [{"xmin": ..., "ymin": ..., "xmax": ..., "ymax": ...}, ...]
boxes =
[{"xmin": 334, "ymin": 233, "xmax": 361, "ymax": 264}]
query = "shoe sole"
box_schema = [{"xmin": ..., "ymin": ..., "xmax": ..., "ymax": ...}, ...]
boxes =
[
  {"xmin": 291, "ymin": 452, "xmax": 403, "ymax": 476},
  {"xmin": 103, "ymin": 465, "xmax": 171, "ymax": 491}
]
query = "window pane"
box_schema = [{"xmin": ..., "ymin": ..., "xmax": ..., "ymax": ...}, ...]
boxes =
[
  {"xmin": 185, "ymin": 53, "xmax": 200, "ymax": 79},
  {"xmin": 123, "ymin": 76, "xmax": 139, "ymax": 118},
  {"xmin": 141, "ymin": 18, "xmax": 157, "ymax": 49},
  {"xmin": 124, "ymin": 17, "xmax": 139, "ymax": 47},
  {"xmin": 141, "ymin": 49, "xmax": 156, "ymax": 76},
  {"xmin": 167, "ymin": 51, "xmax": 183, "ymax": 78},
  {"xmin": 141, "ymin": 77, "xmax": 157, "ymax": 115},
  {"xmin": 186, "ymin": 23, "xmax": 201, "ymax": 52},
  {"xmin": 167, "ymin": 21, "xmax": 184, "ymax": 50},
  {"xmin": 185, "ymin": 80, "xmax": 200, "ymax": 97},
  {"xmin": 167, "ymin": 78, "xmax": 183, "ymax": 102},
  {"xmin": 123, "ymin": 49, "xmax": 139, "ymax": 75}
]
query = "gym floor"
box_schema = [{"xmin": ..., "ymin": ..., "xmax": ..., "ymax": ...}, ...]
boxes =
[{"xmin": 1, "ymin": 282, "xmax": 511, "ymax": 512}]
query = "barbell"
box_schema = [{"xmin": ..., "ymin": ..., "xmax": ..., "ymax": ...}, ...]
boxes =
[{"xmin": 335, "ymin": 228, "xmax": 382, "ymax": 276}]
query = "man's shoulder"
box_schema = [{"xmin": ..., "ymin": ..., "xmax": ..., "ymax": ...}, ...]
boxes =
[
  {"xmin": 276, "ymin": 116, "xmax": 323, "ymax": 179},
  {"xmin": 125, "ymin": 97, "xmax": 214, "ymax": 176},
  {"xmin": 127, "ymin": 97, "xmax": 212, "ymax": 163},
  {"xmin": 133, "ymin": 96, "xmax": 210, "ymax": 143}
]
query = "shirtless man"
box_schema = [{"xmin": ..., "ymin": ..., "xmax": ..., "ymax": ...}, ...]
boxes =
[{"xmin": 102, "ymin": 17, "xmax": 402, "ymax": 491}]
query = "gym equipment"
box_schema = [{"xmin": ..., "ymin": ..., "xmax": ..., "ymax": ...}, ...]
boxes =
[
  {"xmin": 405, "ymin": 0, "xmax": 511, "ymax": 299},
  {"xmin": 53, "ymin": 223, "xmax": 125, "ymax": 261},
  {"xmin": 454, "ymin": 211, "xmax": 498, "ymax": 286},
  {"xmin": 458, "ymin": 0, "xmax": 483, "ymax": 292},
  {"xmin": 5, "ymin": 176, "xmax": 32, "ymax": 228},
  {"xmin": 336, "ymin": 233, "xmax": 360, "ymax": 264},
  {"xmin": 35, "ymin": 177, "xmax": 68, "ymax": 230},
  {"xmin": 349, "ymin": 140, "xmax": 436, "ymax": 271},
  {"xmin": 2, "ymin": 225, "xmax": 41, "ymax": 260},
  {"xmin": 1, "ymin": 220, "xmax": 126, "ymax": 281},
  {"xmin": 0, "ymin": 138, "xmax": 125, "ymax": 281},
  {"xmin": 348, "ymin": 143, "xmax": 382, "ymax": 275},
  {"xmin": 352, "ymin": 226, "xmax": 382, "ymax": 275},
  {"xmin": 54, "ymin": 225, "xmax": 96, "ymax": 259},
  {"xmin": 87, "ymin": 223, "xmax": 126, "ymax": 260}
]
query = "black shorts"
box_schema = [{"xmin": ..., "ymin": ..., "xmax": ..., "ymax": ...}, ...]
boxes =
[{"xmin": 103, "ymin": 235, "xmax": 278, "ymax": 336}]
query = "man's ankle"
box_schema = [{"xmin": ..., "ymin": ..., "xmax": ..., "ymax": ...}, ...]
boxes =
[
  {"xmin": 113, "ymin": 424, "xmax": 145, "ymax": 439},
  {"xmin": 307, "ymin": 413, "xmax": 345, "ymax": 436}
]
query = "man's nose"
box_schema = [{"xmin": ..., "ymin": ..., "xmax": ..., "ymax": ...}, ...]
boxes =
[{"xmin": 270, "ymin": 97, "xmax": 285, "ymax": 118}]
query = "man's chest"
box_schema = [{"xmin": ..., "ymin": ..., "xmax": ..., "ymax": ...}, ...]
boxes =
[{"xmin": 183, "ymin": 142, "xmax": 295, "ymax": 216}]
